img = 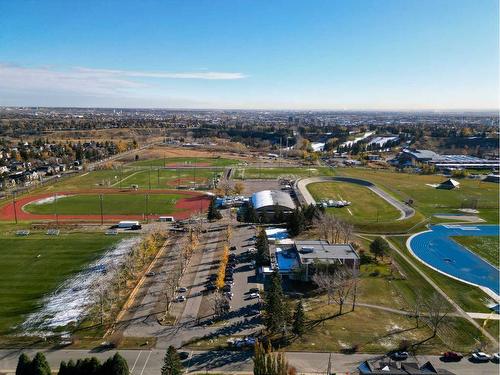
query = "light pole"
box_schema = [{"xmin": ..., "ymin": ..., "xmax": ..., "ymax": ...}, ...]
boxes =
[
  {"xmin": 99, "ymin": 194, "xmax": 104, "ymax": 225},
  {"xmin": 12, "ymin": 193, "xmax": 17, "ymax": 224}
]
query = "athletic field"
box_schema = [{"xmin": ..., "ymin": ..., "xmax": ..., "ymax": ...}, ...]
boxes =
[{"xmin": 0, "ymin": 231, "xmax": 125, "ymax": 334}]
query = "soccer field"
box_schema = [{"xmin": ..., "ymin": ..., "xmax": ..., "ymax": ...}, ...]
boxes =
[
  {"xmin": 307, "ymin": 181, "xmax": 401, "ymax": 223},
  {"xmin": 0, "ymin": 232, "xmax": 125, "ymax": 334},
  {"xmin": 24, "ymin": 193, "xmax": 184, "ymax": 216}
]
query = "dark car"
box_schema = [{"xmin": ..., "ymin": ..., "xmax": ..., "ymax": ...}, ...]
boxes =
[
  {"xmin": 441, "ymin": 352, "xmax": 463, "ymax": 362},
  {"xmin": 178, "ymin": 351, "xmax": 190, "ymax": 360},
  {"xmin": 230, "ymin": 246, "xmax": 237, "ymax": 251},
  {"xmin": 222, "ymin": 285, "xmax": 232, "ymax": 292},
  {"xmin": 207, "ymin": 274, "xmax": 217, "ymax": 281},
  {"xmin": 249, "ymin": 287, "xmax": 260, "ymax": 293},
  {"xmin": 206, "ymin": 283, "xmax": 216, "ymax": 291},
  {"xmin": 391, "ymin": 351, "xmax": 409, "ymax": 361}
]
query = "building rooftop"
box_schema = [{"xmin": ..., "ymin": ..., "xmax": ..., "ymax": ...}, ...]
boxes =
[
  {"xmin": 295, "ymin": 240, "xmax": 359, "ymax": 264},
  {"xmin": 251, "ymin": 190, "xmax": 295, "ymax": 210}
]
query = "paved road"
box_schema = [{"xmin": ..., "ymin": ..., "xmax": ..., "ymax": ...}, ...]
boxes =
[
  {"xmin": 295, "ymin": 176, "xmax": 415, "ymax": 220},
  {"xmin": 1, "ymin": 349, "xmax": 498, "ymax": 375}
]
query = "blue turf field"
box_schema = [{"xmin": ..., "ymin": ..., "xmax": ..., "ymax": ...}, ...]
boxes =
[{"xmin": 409, "ymin": 225, "xmax": 499, "ymax": 295}]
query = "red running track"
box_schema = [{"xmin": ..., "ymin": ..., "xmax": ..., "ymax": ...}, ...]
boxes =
[{"xmin": 0, "ymin": 189, "xmax": 211, "ymax": 223}]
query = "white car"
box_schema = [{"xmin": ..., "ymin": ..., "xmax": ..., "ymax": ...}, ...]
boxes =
[
  {"xmin": 176, "ymin": 295, "xmax": 186, "ymax": 302},
  {"xmin": 471, "ymin": 352, "xmax": 491, "ymax": 362},
  {"xmin": 492, "ymin": 353, "xmax": 500, "ymax": 363},
  {"xmin": 249, "ymin": 292, "xmax": 260, "ymax": 299},
  {"xmin": 247, "ymin": 247, "xmax": 257, "ymax": 253}
]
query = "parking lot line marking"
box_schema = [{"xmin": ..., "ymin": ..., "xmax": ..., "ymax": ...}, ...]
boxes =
[
  {"xmin": 130, "ymin": 350, "xmax": 142, "ymax": 373},
  {"xmin": 139, "ymin": 350, "xmax": 152, "ymax": 375}
]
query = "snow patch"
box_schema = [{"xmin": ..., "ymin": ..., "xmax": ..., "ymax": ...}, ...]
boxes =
[
  {"xmin": 21, "ymin": 237, "xmax": 140, "ymax": 332},
  {"xmin": 30, "ymin": 194, "xmax": 74, "ymax": 205}
]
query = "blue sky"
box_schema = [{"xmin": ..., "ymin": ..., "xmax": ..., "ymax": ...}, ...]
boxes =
[{"xmin": 0, "ymin": 0, "xmax": 498, "ymax": 110}]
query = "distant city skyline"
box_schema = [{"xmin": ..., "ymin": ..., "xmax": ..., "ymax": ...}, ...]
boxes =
[{"xmin": 0, "ymin": 0, "xmax": 498, "ymax": 110}]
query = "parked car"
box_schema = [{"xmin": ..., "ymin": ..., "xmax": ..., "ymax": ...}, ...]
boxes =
[
  {"xmin": 441, "ymin": 352, "xmax": 463, "ymax": 362},
  {"xmin": 178, "ymin": 287, "xmax": 187, "ymax": 293},
  {"xmin": 178, "ymin": 351, "xmax": 190, "ymax": 360},
  {"xmin": 391, "ymin": 351, "xmax": 409, "ymax": 361},
  {"xmin": 248, "ymin": 292, "xmax": 260, "ymax": 299},
  {"xmin": 471, "ymin": 352, "xmax": 491, "ymax": 362},
  {"xmin": 492, "ymin": 353, "xmax": 500, "ymax": 363},
  {"xmin": 145, "ymin": 271, "xmax": 156, "ymax": 277},
  {"xmin": 230, "ymin": 246, "xmax": 237, "ymax": 251},
  {"xmin": 249, "ymin": 287, "xmax": 260, "ymax": 293},
  {"xmin": 176, "ymin": 295, "xmax": 186, "ymax": 302},
  {"xmin": 224, "ymin": 291, "xmax": 234, "ymax": 299},
  {"xmin": 208, "ymin": 274, "xmax": 217, "ymax": 281},
  {"xmin": 206, "ymin": 283, "xmax": 217, "ymax": 291},
  {"xmin": 222, "ymin": 285, "xmax": 232, "ymax": 292}
]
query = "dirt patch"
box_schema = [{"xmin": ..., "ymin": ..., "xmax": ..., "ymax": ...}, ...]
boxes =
[
  {"xmin": 166, "ymin": 162, "xmax": 211, "ymax": 168},
  {"xmin": 168, "ymin": 177, "xmax": 208, "ymax": 186}
]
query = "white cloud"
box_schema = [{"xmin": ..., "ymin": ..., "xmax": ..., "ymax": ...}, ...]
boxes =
[
  {"xmin": 75, "ymin": 67, "xmax": 247, "ymax": 80},
  {"xmin": 0, "ymin": 63, "xmax": 247, "ymax": 99}
]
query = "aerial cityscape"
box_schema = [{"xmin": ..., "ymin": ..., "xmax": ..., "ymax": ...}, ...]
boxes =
[{"xmin": 0, "ymin": 1, "xmax": 498, "ymax": 375}]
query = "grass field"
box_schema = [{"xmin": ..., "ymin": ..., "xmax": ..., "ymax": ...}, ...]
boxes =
[
  {"xmin": 0, "ymin": 231, "xmax": 125, "ymax": 334},
  {"xmin": 234, "ymin": 166, "xmax": 335, "ymax": 179},
  {"xmin": 24, "ymin": 193, "xmax": 183, "ymax": 216},
  {"xmin": 49, "ymin": 168, "xmax": 223, "ymax": 191},
  {"xmin": 307, "ymin": 181, "xmax": 401, "ymax": 223},
  {"xmin": 128, "ymin": 156, "xmax": 237, "ymax": 167},
  {"xmin": 336, "ymin": 168, "xmax": 499, "ymax": 223},
  {"xmin": 451, "ymin": 235, "xmax": 499, "ymax": 266}
]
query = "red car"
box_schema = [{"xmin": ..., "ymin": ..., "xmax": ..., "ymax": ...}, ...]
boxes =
[{"xmin": 441, "ymin": 351, "xmax": 463, "ymax": 362}]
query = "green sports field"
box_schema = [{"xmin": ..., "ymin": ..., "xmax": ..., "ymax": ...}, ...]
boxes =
[
  {"xmin": 50, "ymin": 168, "xmax": 223, "ymax": 191},
  {"xmin": 336, "ymin": 168, "xmax": 499, "ymax": 223},
  {"xmin": 128, "ymin": 156, "xmax": 237, "ymax": 167},
  {"xmin": 0, "ymin": 231, "xmax": 125, "ymax": 334},
  {"xmin": 234, "ymin": 166, "xmax": 335, "ymax": 179},
  {"xmin": 24, "ymin": 193, "xmax": 184, "ymax": 216},
  {"xmin": 307, "ymin": 181, "xmax": 401, "ymax": 223},
  {"xmin": 452, "ymin": 236, "xmax": 499, "ymax": 266}
]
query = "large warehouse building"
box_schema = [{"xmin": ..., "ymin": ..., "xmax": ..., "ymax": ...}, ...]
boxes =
[{"xmin": 251, "ymin": 190, "xmax": 295, "ymax": 220}]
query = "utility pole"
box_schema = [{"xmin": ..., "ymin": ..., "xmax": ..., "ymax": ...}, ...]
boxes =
[
  {"xmin": 54, "ymin": 192, "xmax": 59, "ymax": 227},
  {"xmin": 12, "ymin": 193, "xmax": 17, "ymax": 224},
  {"xmin": 99, "ymin": 194, "xmax": 104, "ymax": 225},
  {"xmin": 148, "ymin": 166, "xmax": 151, "ymax": 190}
]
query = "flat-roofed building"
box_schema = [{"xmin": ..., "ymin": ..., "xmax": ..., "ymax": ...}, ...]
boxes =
[{"xmin": 274, "ymin": 239, "xmax": 359, "ymax": 281}]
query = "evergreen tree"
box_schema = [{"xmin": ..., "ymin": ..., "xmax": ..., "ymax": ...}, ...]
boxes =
[
  {"xmin": 31, "ymin": 352, "xmax": 51, "ymax": 375},
  {"xmin": 255, "ymin": 228, "xmax": 270, "ymax": 266},
  {"xmin": 370, "ymin": 237, "xmax": 389, "ymax": 260},
  {"xmin": 207, "ymin": 197, "xmax": 222, "ymax": 221},
  {"xmin": 244, "ymin": 204, "xmax": 258, "ymax": 223},
  {"xmin": 292, "ymin": 300, "xmax": 306, "ymax": 336},
  {"xmin": 264, "ymin": 270, "xmax": 290, "ymax": 334},
  {"xmin": 15, "ymin": 353, "xmax": 31, "ymax": 375},
  {"xmin": 101, "ymin": 353, "xmax": 128, "ymax": 375},
  {"xmin": 253, "ymin": 341, "xmax": 290, "ymax": 375},
  {"xmin": 161, "ymin": 346, "xmax": 183, "ymax": 375},
  {"xmin": 287, "ymin": 208, "xmax": 305, "ymax": 236}
]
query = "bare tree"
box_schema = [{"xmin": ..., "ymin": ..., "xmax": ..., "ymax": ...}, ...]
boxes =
[
  {"xmin": 311, "ymin": 271, "xmax": 336, "ymax": 305},
  {"xmin": 331, "ymin": 267, "xmax": 357, "ymax": 315},
  {"xmin": 422, "ymin": 292, "xmax": 451, "ymax": 337},
  {"xmin": 211, "ymin": 292, "xmax": 230, "ymax": 318},
  {"xmin": 314, "ymin": 213, "xmax": 353, "ymax": 244},
  {"xmin": 412, "ymin": 292, "xmax": 424, "ymax": 328}
]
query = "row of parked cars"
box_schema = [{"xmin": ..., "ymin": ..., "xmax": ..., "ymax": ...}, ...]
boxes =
[{"xmin": 391, "ymin": 350, "xmax": 500, "ymax": 363}]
